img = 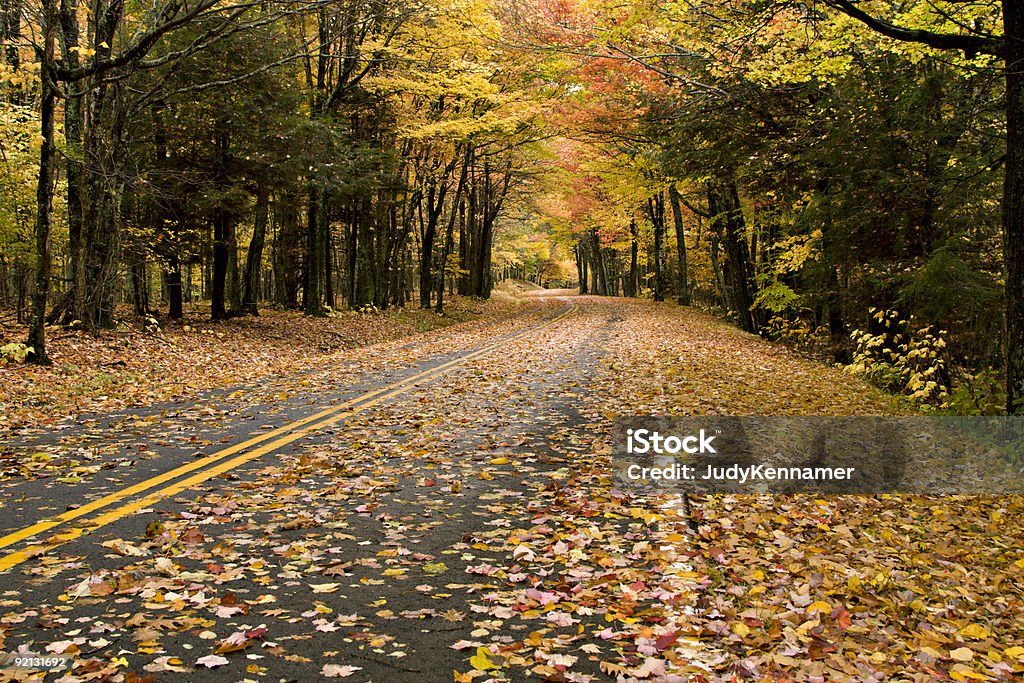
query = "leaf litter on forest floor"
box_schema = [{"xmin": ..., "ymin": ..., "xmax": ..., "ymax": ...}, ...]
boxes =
[
  {"xmin": 0, "ymin": 296, "xmax": 527, "ymax": 435},
  {"xmin": 0, "ymin": 296, "xmax": 552, "ymax": 486},
  {"xmin": 0, "ymin": 297, "xmax": 1020, "ymax": 683}
]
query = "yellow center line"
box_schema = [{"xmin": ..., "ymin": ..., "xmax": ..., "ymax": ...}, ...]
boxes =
[
  {"xmin": 0, "ymin": 304, "xmax": 576, "ymax": 573},
  {"xmin": 0, "ymin": 307, "xmax": 569, "ymax": 551}
]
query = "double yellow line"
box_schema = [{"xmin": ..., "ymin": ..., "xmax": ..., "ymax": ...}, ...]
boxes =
[{"xmin": 0, "ymin": 304, "xmax": 576, "ymax": 573}]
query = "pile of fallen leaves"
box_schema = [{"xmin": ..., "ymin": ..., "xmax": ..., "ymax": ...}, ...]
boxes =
[
  {"xmin": 652, "ymin": 493, "xmax": 1024, "ymax": 681},
  {"xmin": 1, "ymin": 297, "xmax": 1021, "ymax": 683},
  {"xmin": 441, "ymin": 300, "xmax": 1024, "ymax": 682},
  {"xmin": 0, "ymin": 298, "xmax": 522, "ymax": 433}
]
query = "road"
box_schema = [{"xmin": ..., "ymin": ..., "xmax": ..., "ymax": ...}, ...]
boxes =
[{"xmin": 0, "ymin": 295, "xmax": 896, "ymax": 682}]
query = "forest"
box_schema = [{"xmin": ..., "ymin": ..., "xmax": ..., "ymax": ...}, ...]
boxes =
[
  {"xmin": 3, "ymin": 3, "xmax": 1024, "ymax": 682},
  {"xmin": 0, "ymin": 0, "xmax": 1019, "ymax": 407}
]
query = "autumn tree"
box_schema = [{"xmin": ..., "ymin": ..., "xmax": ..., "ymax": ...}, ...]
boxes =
[
  {"xmin": 22, "ymin": 0, "xmax": 313, "ymax": 361},
  {"xmin": 811, "ymin": 2, "xmax": 1019, "ymax": 410}
]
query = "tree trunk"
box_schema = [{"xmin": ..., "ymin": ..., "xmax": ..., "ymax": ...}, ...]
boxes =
[
  {"xmin": 78, "ymin": 83, "xmax": 120, "ymax": 329},
  {"xmin": 710, "ymin": 233, "xmax": 729, "ymax": 311},
  {"xmin": 0, "ymin": 254, "xmax": 8, "ymax": 306},
  {"xmin": 274, "ymin": 195, "xmax": 301, "ymax": 308},
  {"xmin": 325, "ymin": 224, "xmax": 334, "ymax": 309},
  {"xmin": 436, "ymin": 208, "xmax": 454, "ymax": 314},
  {"xmin": 589, "ymin": 231, "xmax": 609, "ymax": 296},
  {"xmin": 211, "ymin": 211, "xmax": 230, "ymax": 321},
  {"xmin": 83, "ymin": 180, "xmax": 122, "ymax": 329},
  {"xmin": 458, "ymin": 180, "xmax": 474, "ymax": 296},
  {"xmin": 15, "ymin": 263, "xmax": 27, "ymax": 323},
  {"xmin": 352, "ymin": 199, "xmax": 376, "ymax": 308},
  {"xmin": 1005, "ymin": 1, "xmax": 1024, "ymax": 413},
  {"xmin": 419, "ymin": 186, "xmax": 438, "ymax": 308},
  {"xmin": 472, "ymin": 159, "xmax": 507, "ymax": 299},
  {"xmin": 436, "ymin": 155, "xmax": 468, "ymax": 313},
  {"xmin": 651, "ymin": 191, "xmax": 667, "ymax": 301},
  {"xmin": 826, "ymin": 265, "xmax": 849, "ymax": 364},
  {"xmin": 210, "ymin": 120, "xmax": 232, "ymax": 321},
  {"xmin": 75, "ymin": 10, "xmax": 125, "ymax": 330},
  {"xmin": 626, "ymin": 220, "xmax": 638, "ymax": 297},
  {"xmin": 304, "ymin": 184, "xmax": 328, "ymax": 316},
  {"xmin": 165, "ymin": 264, "xmax": 183, "ymax": 320},
  {"xmin": 818, "ymin": 187, "xmax": 848, "ymax": 363},
  {"xmin": 346, "ymin": 204, "xmax": 358, "ymax": 304},
  {"xmin": 470, "ymin": 167, "xmax": 489, "ymax": 297},
  {"xmin": 242, "ymin": 190, "xmax": 268, "ymax": 315},
  {"xmin": 131, "ymin": 257, "xmax": 149, "ymax": 316},
  {"xmin": 599, "ymin": 246, "xmax": 611, "ymax": 296},
  {"xmin": 227, "ymin": 223, "xmax": 241, "ymax": 315},
  {"xmin": 648, "ymin": 192, "xmax": 667, "ymax": 302},
  {"xmin": 59, "ymin": 0, "xmax": 83, "ymax": 325},
  {"xmin": 26, "ymin": 4, "xmax": 55, "ymax": 364},
  {"xmin": 477, "ymin": 209, "xmax": 495, "ymax": 298},
  {"xmin": 707, "ymin": 178, "xmax": 756, "ymax": 333},
  {"xmin": 669, "ymin": 184, "xmax": 690, "ymax": 306},
  {"xmin": 576, "ymin": 243, "xmax": 587, "ymax": 294},
  {"xmin": 1, "ymin": 0, "xmax": 20, "ymax": 74}
]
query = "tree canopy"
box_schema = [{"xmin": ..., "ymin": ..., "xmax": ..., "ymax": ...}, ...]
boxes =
[{"xmin": 1, "ymin": 0, "xmax": 1019, "ymax": 413}]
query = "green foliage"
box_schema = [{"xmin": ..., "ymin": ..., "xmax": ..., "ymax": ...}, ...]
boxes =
[
  {"xmin": 939, "ymin": 368, "xmax": 1006, "ymax": 416},
  {"xmin": 0, "ymin": 102, "xmax": 40, "ymax": 267},
  {"xmin": 772, "ymin": 230, "xmax": 822, "ymax": 274},
  {"xmin": 898, "ymin": 242, "xmax": 1001, "ymax": 324},
  {"xmin": 752, "ymin": 279, "xmax": 800, "ymax": 314},
  {"xmin": 0, "ymin": 343, "xmax": 34, "ymax": 365},
  {"xmin": 620, "ymin": 0, "xmax": 1005, "ymax": 373},
  {"xmin": 845, "ymin": 309, "xmax": 950, "ymax": 405},
  {"xmin": 763, "ymin": 316, "xmax": 827, "ymax": 353},
  {"xmin": 355, "ymin": 303, "xmax": 380, "ymax": 315},
  {"xmin": 444, "ymin": 254, "xmax": 469, "ymax": 278},
  {"xmin": 493, "ymin": 218, "xmax": 572, "ymax": 284}
]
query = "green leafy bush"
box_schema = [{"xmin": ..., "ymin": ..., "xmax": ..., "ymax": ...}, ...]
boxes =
[
  {"xmin": 0, "ymin": 342, "xmax": 33, "ymax": 365},
  {"xmin": 938, "ymin": 368, "xmax": 1006, "ymax": 416},
  {"xmin": 845, "ymin": 309, "xmax": 950, "ymax": 404},
  {"xmin": 763, "ymin": 315, "xmax": 827, "ymax": 353},
  {"xmin": 753, "ymin": 280, "xmax": 800, "ymax": 315}
]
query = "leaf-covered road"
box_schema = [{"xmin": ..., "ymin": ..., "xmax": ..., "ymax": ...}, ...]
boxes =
[{"xmin": 2, "ymin": 296, "xmax": 1023, "ymax": 682}]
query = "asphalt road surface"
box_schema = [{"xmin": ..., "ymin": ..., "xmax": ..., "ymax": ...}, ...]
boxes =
[{"xmin": 0, "ymin": 294, "xmax": 686, "ymax": 683}]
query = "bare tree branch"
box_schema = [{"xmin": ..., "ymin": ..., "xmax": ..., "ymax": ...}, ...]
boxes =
[{"xmin": 825, "ymin": 0, "xmax": 1004, "ymax": 58}]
